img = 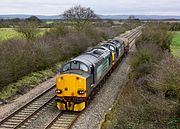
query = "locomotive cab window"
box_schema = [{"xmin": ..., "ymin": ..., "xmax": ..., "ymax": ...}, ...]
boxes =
[
  {"xmin": 62, "ymin": 61, "xmax": 89, "ymax": 72},
  {"xmin": 62, "ymin": 63, "xmax": 70, "ymax": 72},
  {"xmin": 80, "ymin": 63, "xmax": 88, "ymax": 72},
  {"xmin": 71, "ymin": 61, "xmax": 80, "ymax": 69}
]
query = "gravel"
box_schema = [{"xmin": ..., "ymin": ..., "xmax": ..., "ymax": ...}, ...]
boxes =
[
  {"xmin": 71, "ymin": 44, "xmax": 136, "ymax": 129},
  {"xmin": 0, "ymin": 43, "xmax": 136, "ymax": 129},
  {"xmin": 0, "ymin": 75, "xmax": 58, "ymax": 121},
  {"xmin": 24, "ymin": 100, "xmax": 60, "ymax": 129}
]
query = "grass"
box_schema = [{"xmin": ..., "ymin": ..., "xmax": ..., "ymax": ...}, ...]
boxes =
[
  {"xmin": 0, "ymin": 62, "xmax": 63, "ymax": 100},
  {"xmin": 46, "ymin": 20, "xmax": 55, "ymax": 24},
  {"xmin": 171, "ymin": 31, "xmax": 180, "ymax": 58},
  {"xmin": 0, "ymin": 26, "xmax": 136, "ymax": 101},
  {"xmin": 0, "ymin": 28, "xmax": 49, "ymax": 41},
  {"xmin": 0, "ymin": 28, "xmax": 22, "ymax": 41},
  {"xmin": 101, "ymin": 81, "xmax": 179, "ymax": 129}
]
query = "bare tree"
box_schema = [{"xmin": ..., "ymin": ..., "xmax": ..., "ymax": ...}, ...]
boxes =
[
  {"xmin": 16, "ymin": 22, "xmax": 40, "ymax": 41},
  {"xmin": 63, "ymin": 5, "xmax": 98, "ymax": 31}
]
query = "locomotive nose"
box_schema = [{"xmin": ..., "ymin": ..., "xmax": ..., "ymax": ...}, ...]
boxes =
[{"xmin": 56, "ymin": 74, "xmax": 87, "ymax": 97}]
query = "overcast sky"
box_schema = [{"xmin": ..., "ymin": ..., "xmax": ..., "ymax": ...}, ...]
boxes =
[{"xmin": 0, "ymin": 0, "xmax": 180, "ymax": 16}]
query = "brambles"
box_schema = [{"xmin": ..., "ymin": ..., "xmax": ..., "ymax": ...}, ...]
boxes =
[
  {"xmin": 136, "ymin": 23, "xmax": 173, "ymax": 51},
  {"xmin": 130, "ymin": 23, "xmax": 179, "ymax": 101},
  {"xmin": 148, "ymin": 54, "xmax": 180, "ymax": 102},
  {"xmin": 101, "ymin": 82, "xmax": 179, "ymax": 129},
  {"xmin": 131, "ymin": 43, "xmax": 162, "ymax": 69},
  {"xmin": 102, "ymin": 22, "xmax": 179, "ymax": 129}
]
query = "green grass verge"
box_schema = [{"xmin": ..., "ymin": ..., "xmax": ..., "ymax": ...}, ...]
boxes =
[
  {"xmin": 0, "ymin": 62, "xmax": 63, "ymax": 100},
  {"xmin": 171, "ymin": 31, "xmax": 180, "ymax": 58}
]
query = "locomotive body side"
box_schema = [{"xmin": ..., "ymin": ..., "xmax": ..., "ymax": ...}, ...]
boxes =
[
  {"xmin": 56, "ymin": 46, "xmax": 112, "ymax": 111},
  {"xmin": 55, "ymin": 28, "xmax": 139, "ymax": 111}
]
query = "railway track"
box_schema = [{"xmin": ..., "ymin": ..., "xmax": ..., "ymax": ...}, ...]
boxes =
[
  {"xmin": 128, "ymin": 29, "xmax": 142, "ymax": 48},
  {"xmin": 44, "ymin": 112, "xmax": 79, "ymax": 129},
  {"xmin": 0, "ymin": 27, "xmax": 142, "ymax": 129},
  {"xmin": 0, "ymin": 85, "xmax": 56, "ymax": 129},
  {"xmin": 41, "ymin": 27, "xmax": 142, "ymax": 129}
]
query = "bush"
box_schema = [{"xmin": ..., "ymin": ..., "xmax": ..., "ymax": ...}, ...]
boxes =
[
  {"xmin": 130, "ymin": 43, "xmax": 163, "ymax": 80},
  {"xmin": 136, "ymin": 23, "xmax": 173, "ymax": 51},
  {"xmin": 148, "ymin": 54, "xmax": 180, "ymax": 102},
  {"xmin": 101, "ymin": 82, "xmax": 179, "ymax": 129},
  {"xmin": 16, "ymin": 22, "xmax": 40, "ymax": 41},
  {"xmin": 0, "ymin": 24, "xmax": 131, "ymax": 92},
  {"xmin": 45, "ymin": 24, "xmax": 69, "ymax": 37}
]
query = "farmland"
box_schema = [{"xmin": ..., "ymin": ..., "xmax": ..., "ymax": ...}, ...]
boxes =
[
  {"xmin": 0, "ymin": 28, "xmax": 21, "ymax": 41},
  {"xmin": 0, "ymin": 28, "xmax": 49, "ymax": 41},
  {"xmin": 171, "ymin": 31, "xmax": 180, "ymax": 58}
]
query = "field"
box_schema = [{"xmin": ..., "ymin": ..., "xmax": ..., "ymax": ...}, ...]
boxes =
[
  {"xmin": 171, "ymin": 31, "xmax": 180, "ymax": 58},
  {"xmin": 0, "ymin": 28, "xmax": 21, "ymax": 41},
  {"xmin": 0, "ymin": 28, "xmax": 49, "ymax": 41}
]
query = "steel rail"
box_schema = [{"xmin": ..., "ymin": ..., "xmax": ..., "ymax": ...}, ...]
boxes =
[{"xmin": 0, "ymin": 84, "xmax": 56, "ymax": 129}]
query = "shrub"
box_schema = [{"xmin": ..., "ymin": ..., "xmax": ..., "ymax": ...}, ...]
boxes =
[
  {"xmin": 101, "ymin": 82, "xmax": 179, "ymax": 129},
  {"xmin": 148, "ymin": 53, "xmax": 180, "ymax": 102},
  {"xmin": 16, "ymin": 22, "xmax": 40, "ymax": 41},
  {"xmin": 0, "ymin": 25, "xmax": 130, "ymax": 92},
  {"xmin": 136, "ymin": 23, "xmax": 173, "ymax": 51},
  {"xmin": 130, "ymin": 43, "xmax": 163, "ymax": 80},
  {"xmin": 45, "ymin": 24, "xmax": 69, "ymax": 37}
]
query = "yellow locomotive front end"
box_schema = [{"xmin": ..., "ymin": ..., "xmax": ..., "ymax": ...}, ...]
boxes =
[{"xmin": 56, "ymin": 74, "xmax": 87, "ymax": 111}]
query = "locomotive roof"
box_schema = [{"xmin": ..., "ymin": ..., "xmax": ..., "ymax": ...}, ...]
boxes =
[
  {"xmin": 108, "ymin": 39, "xmax": 124, "ymax": 46},
  {"xmin": 71, "ymin": 45, "xmax": 110, "ymax": 66}
]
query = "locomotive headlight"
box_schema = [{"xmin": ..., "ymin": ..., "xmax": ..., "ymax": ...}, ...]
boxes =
[
  {"xmin": 56, "ymin": 89, "xmax": 62, "ymax": 94},
  {"xmin": 77, "ymin": 89, "xmax": 85, "ymax": 95}
]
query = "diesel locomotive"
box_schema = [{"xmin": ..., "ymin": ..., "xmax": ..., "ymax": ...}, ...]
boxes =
[{"xmin": 55, "ymin": 27, "xmax": 141, "ymax": 111}]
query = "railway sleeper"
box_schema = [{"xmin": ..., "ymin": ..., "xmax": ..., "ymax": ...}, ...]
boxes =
[
  {"xmin": 8, "ymin": 119, "xmax": 22, "ymax": 122},
  {"xmin": 0, "ymin": 124, "xmax": 15, "ymax": 128},
  {"xmin": 3, "ymin": 121, "xmax": 19, "ymax": 125},
  {"xmin": 52, "ymin": 123, "xmax": 69, "ymax": 127},
  {"xmin": 56, "ymin": 121, "xmax": 72, "ymax": 124},
  {"xmin": 57, "ymin": 118, "xmax": 73, "ymax": 122}
]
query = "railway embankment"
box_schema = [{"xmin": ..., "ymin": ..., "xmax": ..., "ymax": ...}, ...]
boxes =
[{"xmin": 101, "ymin": 23, "xmax": 180, "ymax": 129}]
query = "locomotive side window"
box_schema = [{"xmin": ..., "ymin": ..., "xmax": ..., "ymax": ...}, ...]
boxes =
[
  {"xmin": 62, "ymin": 63, "xmax": 70, "ymax": 72},
  {"xmin": 80, "ymin": 63, "xmax": 88, "ymax": 72},
  {"xmin": 71, "ymin": 61, "xmax": 80, "ymax": 69}
]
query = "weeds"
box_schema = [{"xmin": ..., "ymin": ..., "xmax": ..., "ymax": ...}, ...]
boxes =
[
  {"xmin": 148, "ymin": 54, "xmax": 180, "ymax": 102},
  {"xmin": 101, "ymin": 82, "xmax": 179, "ymax": 129},
  {"xmin": 129, "ymin": 43, "xmax": 163, "ymax": 81}
]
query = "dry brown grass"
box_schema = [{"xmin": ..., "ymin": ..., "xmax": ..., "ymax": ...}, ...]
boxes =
[
  {"xmin": 101, "ymin": 81, "xmax": 179, "ymax": 129},
  {"xmin": 148, "ymin": 53, "xmax": 180, "ymax": 102},
  {"xmin": 101, "ymin": 23, "xmax": 180, "ymax": 129}
]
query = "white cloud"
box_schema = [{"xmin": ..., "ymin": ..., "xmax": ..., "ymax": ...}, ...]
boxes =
[{"xmin": 0, "ymin": 0, "xmax": 180, "ymax": 15}]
